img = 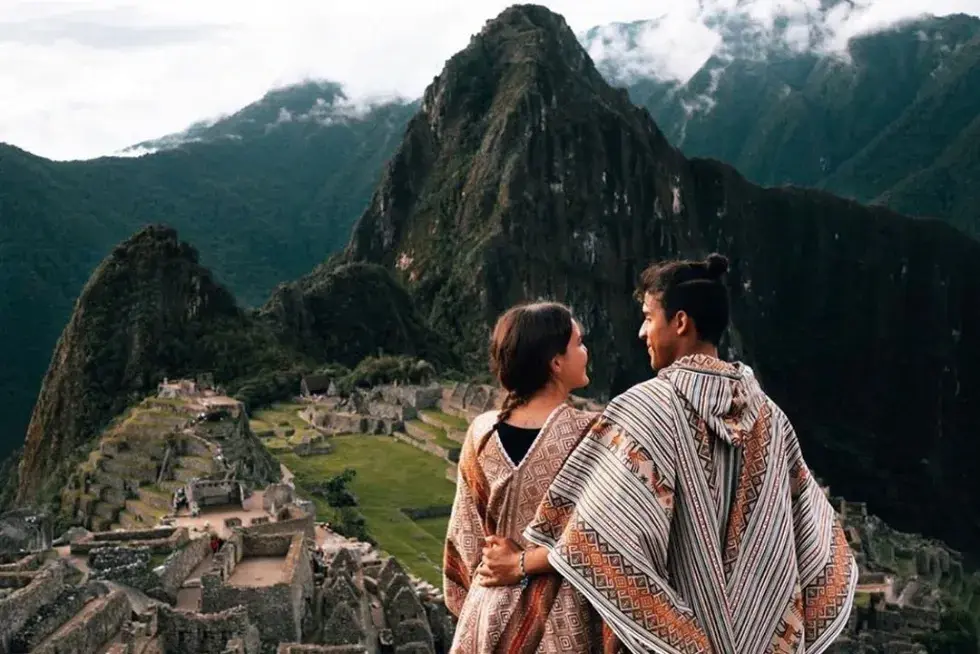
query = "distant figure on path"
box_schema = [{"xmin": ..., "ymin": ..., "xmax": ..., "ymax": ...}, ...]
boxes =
[
  {"xmin": 443, "ymin": 302, "xmax": 608, "ymax": 654},
  {"xmin": 486, "ymin": 254, "xmax": 856, "ymax": 653}
]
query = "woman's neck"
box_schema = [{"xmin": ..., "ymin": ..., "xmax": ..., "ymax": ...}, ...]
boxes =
[{"xmin": 504, "ymin": 386, "xmax": 568, "ymax": 428}]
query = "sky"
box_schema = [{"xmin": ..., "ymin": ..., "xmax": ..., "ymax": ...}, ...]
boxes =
[{"xmin": 1, "ymin": 0, "xmax": 978, "ymax": 161}]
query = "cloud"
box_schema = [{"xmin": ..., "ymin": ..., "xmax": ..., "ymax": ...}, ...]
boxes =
[
  {"xmin": 586, "ymin": 0, "xmax": 980, "ymax": 84},
  {"xmin": 0, "ymin": 0, "xmax": 976, "ymax": 160}
]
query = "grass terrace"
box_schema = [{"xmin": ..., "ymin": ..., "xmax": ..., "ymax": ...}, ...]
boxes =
[
  {"xmin": 276, "ymin": 434, "xmax": 456, "ymax": 585},
  {"xmin": 419, "ymin": 409, "xmax": 469, "ymax": 432}
]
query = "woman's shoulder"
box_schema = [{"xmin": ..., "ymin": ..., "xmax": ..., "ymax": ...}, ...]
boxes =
[
  {"xmin": 465, "ymin": 410, "xmax": 501, "ymax": 444},
  {"xmin": 558, "ymin": 404, "xmax": 601, "ymax": 430}
]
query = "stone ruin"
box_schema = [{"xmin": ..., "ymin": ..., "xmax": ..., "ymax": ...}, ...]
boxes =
[
  {"xmin": 0, "ymin": 488, "xmax": 456, "ymax": 654},
  {"xmin": 443, "ymin": 383, "xmax": 502, "ymax": 421},
  {"xmin": 811, "ymin": 488, "xmax": 972, "ymax": 653},
  {"xmin": 70, "ymin": 525, "xmax": 190, "ymax": 555},
  {"xmin": 306, "ymin": 546, "xmax": 452, "ymax": 654},
  {"xmin": 201, "ymin": 531, "xmax": 314, "ymax": 650},
  {"xmin": 0, "ymin": 509, "xmax": 53, "ymax": 554},
  {"xmin": 302, "ymin": 384, "xmax": 442, "ymax": 437},
  {"xmin": 60, "ymin": 395, "xmax": 278, "ymax": 532},
  {"xmin": 187, "ymin": 479, "xmax": 245, "ymax": 509},
  {"xmin": 158, "ymin": 374, "xmax": 218, "ymax": 399},
  {"xmin": 0, "ymin": 555, "xmax": 132, "ymax": 654}
]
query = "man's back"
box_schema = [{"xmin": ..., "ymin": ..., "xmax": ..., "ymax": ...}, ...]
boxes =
[{"xmin": 525, "ymin": 354, "xmax": 857, "ymax": 654}]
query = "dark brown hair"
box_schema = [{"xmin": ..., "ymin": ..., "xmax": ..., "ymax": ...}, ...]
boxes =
[
  {"xmin": 636, "ymin": 253, "xmax": 731, "ymax": 346},
  {"xmin": 489, "ymin": 301, "xmax": 574, "ymax": 422}
]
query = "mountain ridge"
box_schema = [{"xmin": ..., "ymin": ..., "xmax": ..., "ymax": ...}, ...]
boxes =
[
  {"xmin": 1, "ymin": 5, "xmax": 978, "ymax": 472},
  {"xmin": 12, "ymin": 224, "xmax": 449, "ymax": 505},
  {"xmin": 598, "ymin": 12, "xmax": 980, "ymax": 235},
  {"xmin": 343, "ymin": 3, "xmax": 980, "ymax": 561}
]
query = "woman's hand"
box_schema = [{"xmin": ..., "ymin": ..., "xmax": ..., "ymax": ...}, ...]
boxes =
[{"xmin": 475, "ymin": 535, "xmax": 524, "ymax": 587}]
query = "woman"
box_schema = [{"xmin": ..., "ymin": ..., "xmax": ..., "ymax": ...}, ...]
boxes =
[{"xmin": 443, "ymin": 301, "xmax": 606, "ymax": 654}]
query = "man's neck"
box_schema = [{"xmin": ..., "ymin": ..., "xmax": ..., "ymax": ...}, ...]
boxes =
[{"xmin": 678, "ymin": 341, "xmax": 719, "ymax": 361}]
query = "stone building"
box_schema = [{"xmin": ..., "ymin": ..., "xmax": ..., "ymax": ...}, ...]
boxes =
[
  {"xmin": 187, "ymin": 479, "xmax": 244, "ymax": 508},
  {"xmin": 302, "ymin": 384, "xmax": 443, "ymax": 437},
  {"xmin": 202, "ymin": 531, "xmax": 315, "ymax": 651}
]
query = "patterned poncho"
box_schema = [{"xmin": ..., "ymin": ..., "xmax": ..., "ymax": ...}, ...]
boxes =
[
  {"xmin": 524, "ymin": 355, "xmax": 857, "ymax": 654},
  {"xmin": 444, "ymin": 404, "xmax": 612, "ymax": 654}
]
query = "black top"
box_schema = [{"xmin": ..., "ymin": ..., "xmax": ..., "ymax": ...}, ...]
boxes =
[{"xmin": 495, "ymin": 422, "xmax": 541, "ymax": 466}]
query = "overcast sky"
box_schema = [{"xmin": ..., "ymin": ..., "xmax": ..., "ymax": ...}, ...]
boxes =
[{"xmin": 2, "ymin": 0, "xmax": 977, "ymax": 160}]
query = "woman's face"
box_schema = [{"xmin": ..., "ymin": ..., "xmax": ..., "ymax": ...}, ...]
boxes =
[{"xmin": 553, "ymin": 320, "xmax": 589, "ymax": 391}]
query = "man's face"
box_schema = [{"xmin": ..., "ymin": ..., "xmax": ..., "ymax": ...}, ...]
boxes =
[{"xmin": 638, "ymin": 292, "xmax": 680, "ymax": 372}]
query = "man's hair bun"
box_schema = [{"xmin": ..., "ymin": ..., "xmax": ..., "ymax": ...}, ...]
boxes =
[{"xmin": 705, "ymin": 253, "xmax": 729, "ymax": 279}]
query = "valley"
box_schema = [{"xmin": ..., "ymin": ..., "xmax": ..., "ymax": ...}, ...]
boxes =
[{"xmin": 2, "ymin": 2, "xmax": 980, "ymax": 651}]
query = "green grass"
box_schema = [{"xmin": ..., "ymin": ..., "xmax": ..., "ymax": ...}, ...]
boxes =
[
  {"xmin": 253, "ymin": 403, "xmax": 318, "ymax": 445},
  {"xmin": 409, "ymin": 420, "xmax": 460, "ymax": 451},
  {"xmin": 420, "ymin": 409, "xmax": 469, "ymax": 431},
  {"xmin": 277, "ymin": 435, "xmax": 457, "ymax": 585},
  {"xmin": 253, "ymin": 403, "xmax": 308, "ymax": 431},
  {"xmin": 414, "ymin": 516, "xmax": 450, "ymax": 542}
]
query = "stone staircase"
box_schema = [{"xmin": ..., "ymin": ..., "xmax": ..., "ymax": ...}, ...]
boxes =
[{"xmin": 62, "ymin": 402, "xmax": 222, "ymax": 533}]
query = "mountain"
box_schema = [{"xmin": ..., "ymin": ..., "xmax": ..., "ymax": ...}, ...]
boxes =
[
  {"xmin": 343, "ymin": 3, "xmax": 980, "ymax": 560},
  {"xmin": 260, "ymin": 261, "xmax": 453, "ymax": 369},
  {"xmin": 582, "ymin": 12, "xmax": 980, "ymax": 235},
  {"xmin": 14, "ymin": 225, "xmax": 289, "ymax": 503},
  {"xmin": 12, "ymin": 225, "xmax": 448, "ymax": 506},
  {"xmin": 0, "ymin": 82, "xmax": 414, "ymax": 460},
  {"xmin": 5, "ymin": 10, "xmax": 978, "ymax": 469}
]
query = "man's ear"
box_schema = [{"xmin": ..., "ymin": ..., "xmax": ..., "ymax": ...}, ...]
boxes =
[{"xmin": 674, "ymin": 310, "xmax": 692, "ymax": 337}]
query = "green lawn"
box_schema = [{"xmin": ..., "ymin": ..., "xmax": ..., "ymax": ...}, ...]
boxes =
[
  {"xmin": 253, "ymin": 403, "xmax": 309, "ymax": 430},
  {"xmin": 253, "ymin": 403, "xmax": 319, "ymax": 446},
  {"xmin": 277, "ymin": 435, "xmax": 457, "ymax": 585},
  {"xmin": 409, "ymin": 420, "xmax": 460, "ymax": 451},
  {"xmin": 420, "ymin": 409, "xmax": 469, "ymax": 431},
  {"xmin": 414, "ymin": 516, "xmax": 451, "ymax": 542}
]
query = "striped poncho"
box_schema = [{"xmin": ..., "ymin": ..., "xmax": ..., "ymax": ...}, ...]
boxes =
[{"xmin": 524, "ymin": 355, "xmax": 857, "ymax": 654}]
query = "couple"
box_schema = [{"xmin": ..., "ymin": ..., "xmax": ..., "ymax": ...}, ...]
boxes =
[{"xmin": 443, "ymin": 254, "xmax": 857, "ymax": 654}]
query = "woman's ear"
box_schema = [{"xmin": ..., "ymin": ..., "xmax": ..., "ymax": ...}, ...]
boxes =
[{"xmin": 550, "ymin": 355, "xmax": 562, "ymax": 376}]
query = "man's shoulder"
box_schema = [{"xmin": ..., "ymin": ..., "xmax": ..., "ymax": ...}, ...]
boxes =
[
  {"xmin": 602, "ymin": 377, "xmax": 676, "ymax": 433},
  {"xmin": 607, "ymin": 377, "xmax": 675, "ymax": 411}
]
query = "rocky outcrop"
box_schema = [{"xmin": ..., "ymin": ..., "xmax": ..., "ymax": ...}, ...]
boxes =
[
  {"xmin": 344, "ymin": 4, "xmax": 980, "ymax": 558},
  {"xmin": 16, "ymin": 225, "xmax": 290, "ymax": 505}
]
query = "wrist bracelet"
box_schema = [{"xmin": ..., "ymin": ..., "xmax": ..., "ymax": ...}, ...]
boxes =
[{"xmin": 519, "ymin": 550, "xmax": 529, "ymax": 590}]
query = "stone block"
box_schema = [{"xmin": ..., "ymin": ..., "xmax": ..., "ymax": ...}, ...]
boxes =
[
  {"xmin": 30, "ymin": 589, "xmax": 130, "ymax": 654},
  {"xmin": 322, "ymin": 602, "xmax": 364, "ymax": 645}
]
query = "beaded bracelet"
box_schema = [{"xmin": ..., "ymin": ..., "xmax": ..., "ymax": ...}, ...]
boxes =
[{"xmin": 519, "ymin": 550, "xmax": 529, "ymax": 590}]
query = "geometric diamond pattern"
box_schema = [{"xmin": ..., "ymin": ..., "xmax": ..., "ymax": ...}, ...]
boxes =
[{"xmin": 445, "ymin": 405, "xmax": 608, "ymax": 653}]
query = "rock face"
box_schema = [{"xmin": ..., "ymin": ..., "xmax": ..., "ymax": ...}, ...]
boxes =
[
  {"xmin": 261, "ymin": 262, "xmax": 452, "ymax": 368},
  {"xmin": 345, "ymin": 4, "xmax": 980, "ymax": 557},
  {"xmin": 15, "ymin": 225, "xmax": 289, "ymax": 505},
  {"xmin": 585, "ymin": 13, "xmax": 980, "ymax": 236}
]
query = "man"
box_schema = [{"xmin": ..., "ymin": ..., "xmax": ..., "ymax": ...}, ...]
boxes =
[{"xmin": 520, "ymin": 253, "xmax": 857, "ymax": 653}]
